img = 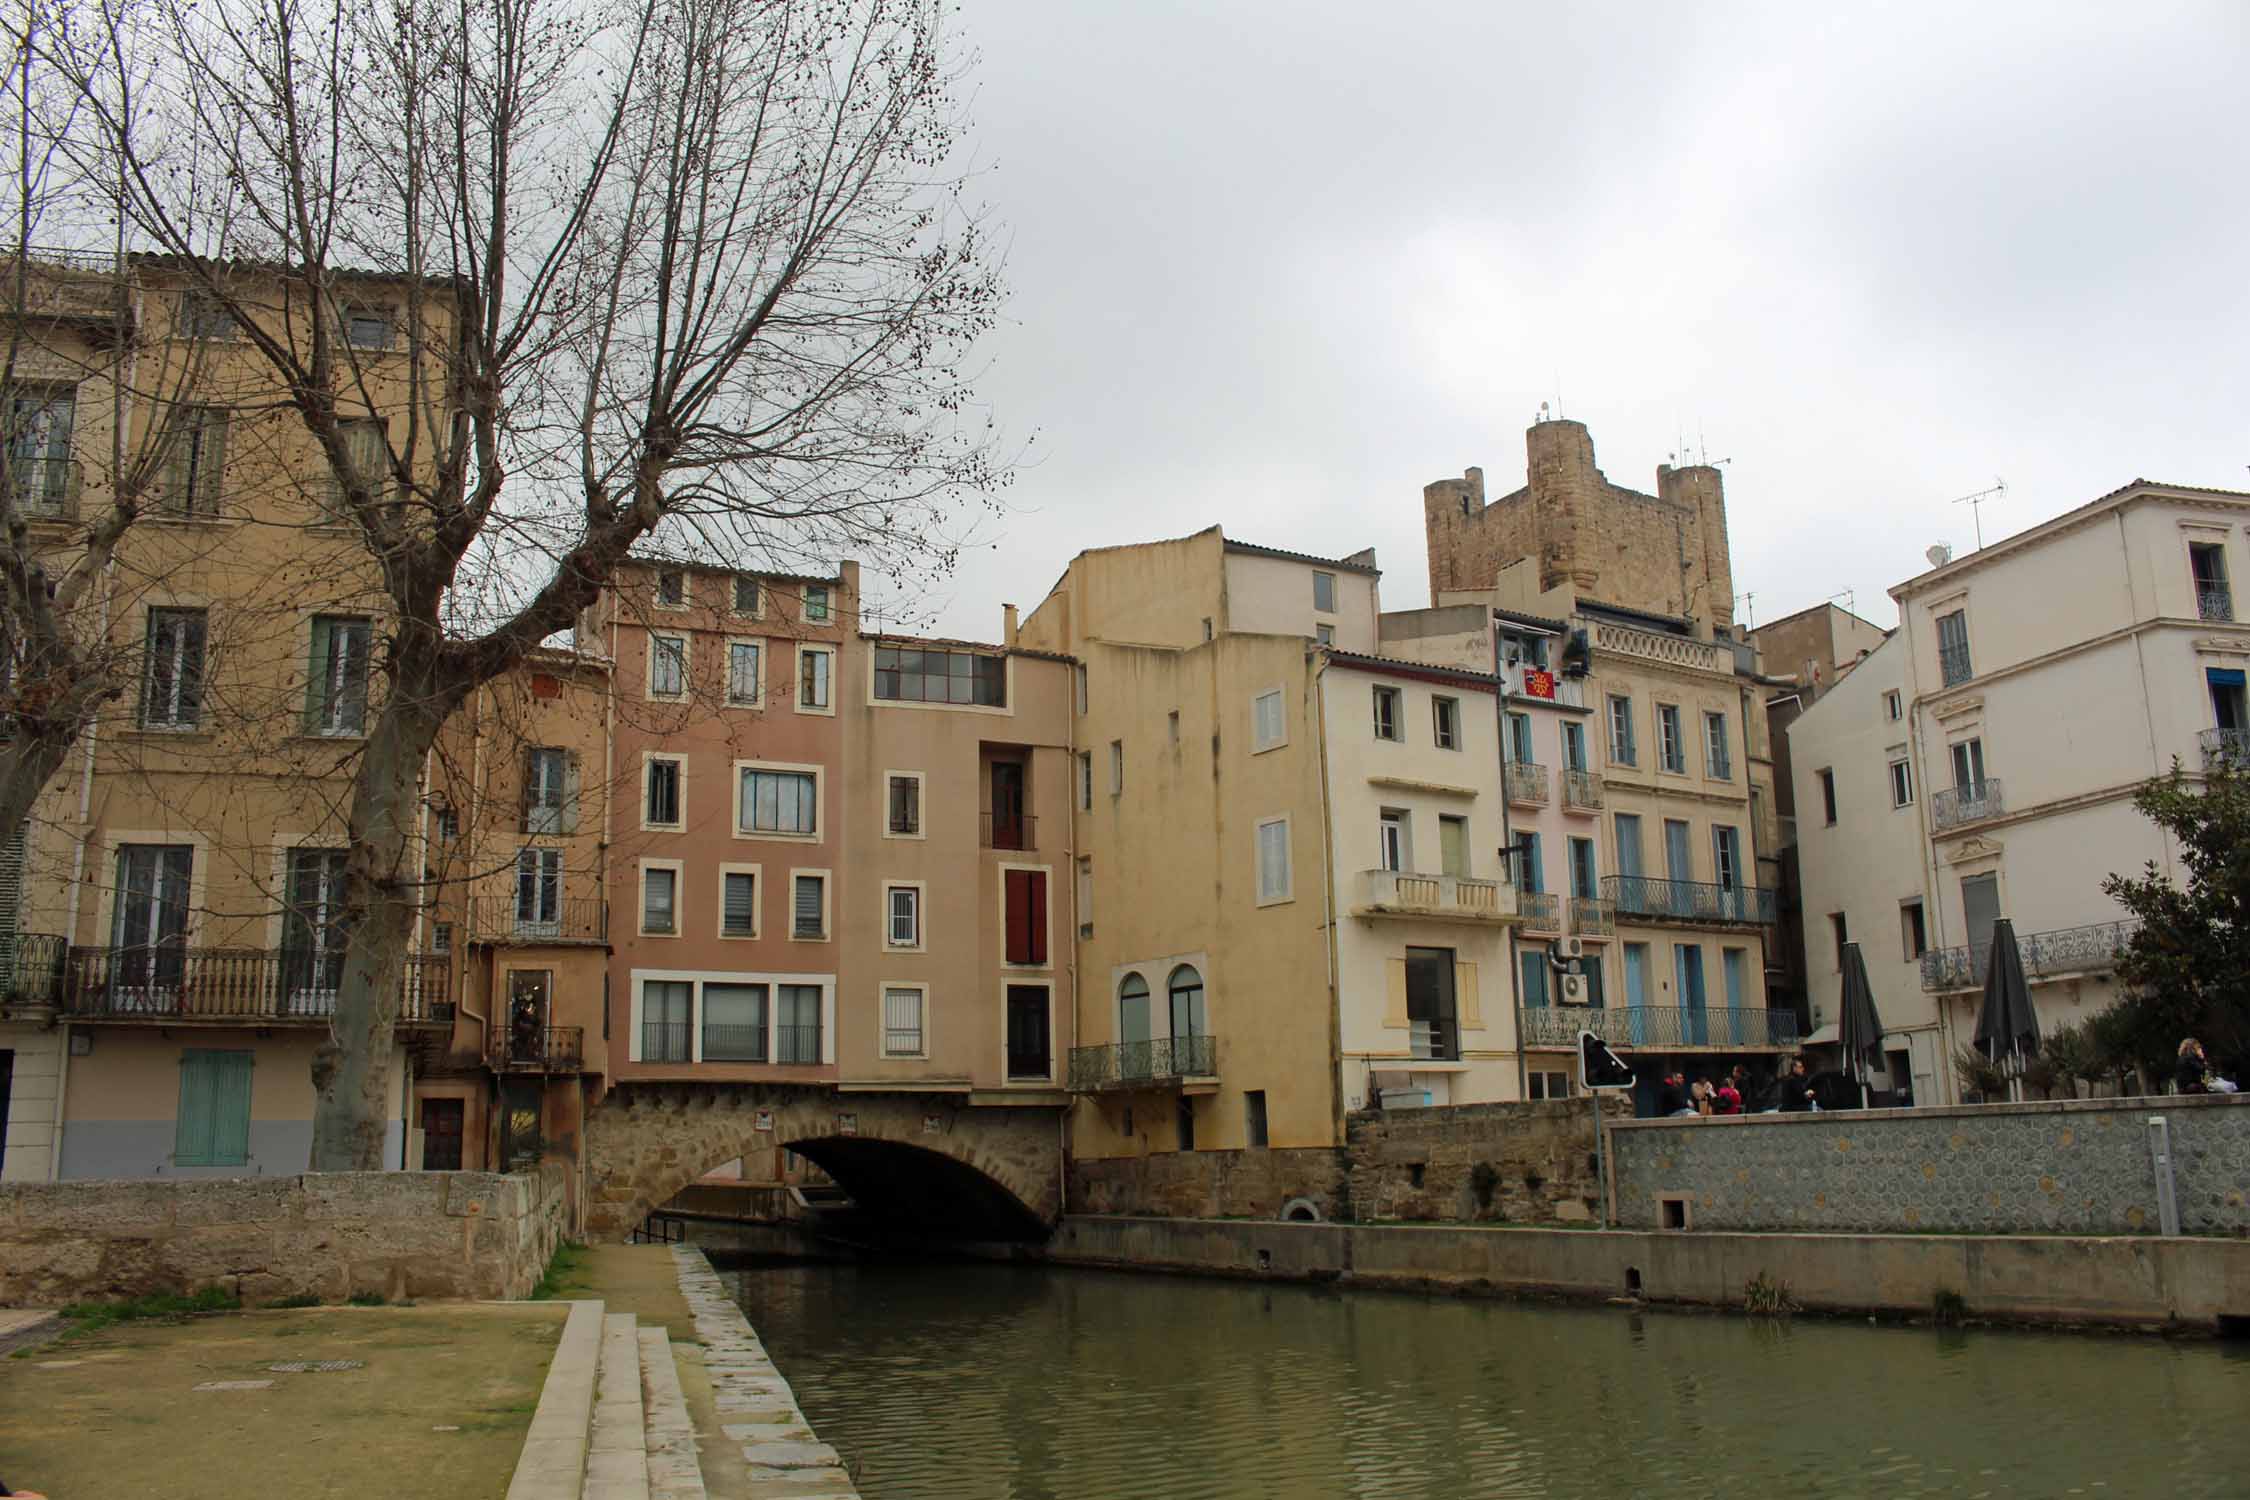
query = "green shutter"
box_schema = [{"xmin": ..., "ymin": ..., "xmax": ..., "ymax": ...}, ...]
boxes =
[
  {"xmin": 174, "ymin": 1049, "xmax": 252, "ymax": 1167},
  {"xmin": 304, "ymin": 616, "xmax": 331, "ymax": 730},
  {"xmin": 195, "ymin": 410, "xmax": 228, "ymax": 515}
]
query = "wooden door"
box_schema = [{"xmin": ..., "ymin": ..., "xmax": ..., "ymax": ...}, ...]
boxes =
[{"xmin": 421, "ymin": 1097, "xmax": 464, "ymax": 1171}]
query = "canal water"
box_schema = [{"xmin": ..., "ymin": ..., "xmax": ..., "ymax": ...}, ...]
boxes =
[{"xmin": 720, "ymin": 1257, "xmax": 2250, "ymax": 1499}]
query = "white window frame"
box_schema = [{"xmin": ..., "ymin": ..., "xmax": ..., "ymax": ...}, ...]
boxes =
[
  {"xmin": 654, "ymin": 569, "xmax": 688, "ymax": 610},
  {"xmin": 1254, "ymin": 815, "xmax": 1292, "ymax": 906},
  {"xmin": 881, "ymin": 982, "xmax": 929, "ymax": 1059},
  {"xmin": 646, "ymin": 631, "xmax": 688, "ymax": 701},
  {"xmin": 1889, "ymin": 756, "xmax": 1914, "ymax": 808},
  {"xmin": 638, "ymin": 858, "xmax": 684, "ymax": 938},
  {"xmin": 1432, "ymin": 695, "xmax": 1460, "ymax": 751},
  {"xmin": 1372, "ymin": 685, "xmax": 1401, "ymax": 742},
  {"xmin": 795, "ymin": 642, "xmax": 835, "ymax": 716},
  {"xmin": 733, "ymin": 759, "xmax": 824, "ymax": 842},
  {"xmin": 883, "ymin": 770, "xmax": 926, "ymax": 840},
  {"xmin": 724, "ymin": 637, "xmax": 763, "ymax": 708},
  {"xmin": 1607, "ymin": 693, "xmax": 1635, "ymax": 765},
  {"xmin": 1703, "ymin": 711, "xmax": 1730, "ymax": 779},
  {"xmin": 789, "ymin": 867, "xmax": 832, "ymax": 942},
  {"xmin": 716, "ymin": 862, "xmax": 761, "ymax": 940},
  {"xmin": 1315, "ymin": 622, "xmax": 1335, "ymax": 647},
  {"xmin": 642, "ymin": 752, "xmax": 686, "ymax": 833},
  {"xmin": 1657, "ymin": 702, "xmax": 1685, "ymax": 773},
  {"xmin": 1884, "ymin": 689, "xmax": 1903, "ymax": 722},
  {"xmin": 142, "ymin": 605, "xmax": 209, "ymax": 730},
  {"xmin": 884, "ymin": 880, "xmax": 926, "ymax": 951},
  {"xmin": 1251, "ymin": 687, "xmax": 1287, "ymax": 753},
  {"xmin": 1378, "ymin": 810, "xmax": 1408, "ymax": 873}
]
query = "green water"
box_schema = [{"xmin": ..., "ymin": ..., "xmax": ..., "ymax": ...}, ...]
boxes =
[{"xmin": 719, "ymin": 1258, "xmax": 2250, "ymax": 1499}]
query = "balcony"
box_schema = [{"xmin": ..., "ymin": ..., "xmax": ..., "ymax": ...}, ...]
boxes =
[
  {"xmin": 59, "ymin": 946, "xmax": 451, "ymax": 1023},
  {"xmin": 1504, "ymin": 761, "xmax": 1549, "ymax": 807},
  {"xmin": 1603, "ymin": 874, "xmax": 1776, "ymax": 927},
  {"xmin": 1502, "ymin": 662, "xmax": 1587, "ymax": 708},
  {"xmin": 2200, "ymin": 728, "xmax": 2249, "ymax": 771},
  {"xmin": 1067, "ymin": 1034, "xmax": 1218, "ymax": 1092},
  {"xmin": 1920, "ymin": 918, "xmax": 2139, "ymax": 993},
  {"xmin": 981, "ymin": 811, "xmax": 1036, "ymax": 851},
  {"xmin": 1519, "ymin": 890, "xmax": 1561, "ymax": 934},
  {"xmin": 1591, "ymin": 621, "xmax": 1724, "ymax": 674},
  {"xmin": 1568, "ymin": 896, "xmax": 1615, "ymax": 938},
  {"xmin": 1939, "ymin": 643, "xmax": 1973, "ymax": 687},
  {"xmin": 1931, "ymin": 778, "xmax": 2004, "ymax": 831},
  {"xmin": 2198, "ymin": 584, "xmax": 2234, "ymax": 623},
  {"xmin": 1356, "ymin": 869, "xmax": 1514, "ymax": 924},
  {"xmin": 2, "ymin": 248, "xmax": 128, "ymax": 326},
  {"xmin": 472, "ymin": 895, "xmax": 608, "ymax": 945},
  {"xmin": 495, "ymin": 1024, "xmax": 584, "ymax": 1072},
  {"xmin": 2, "ymin": 933, "xmax": 68, "ymax": 1008},
  {"xmin": 1521, "ymin": 1004, "xmax": 1800, "ymax": 1050},
  {"xmin": 1561, "ymin": 769, "xmax": 1603, "ymax": 813},
  {"xmin": 8, "ymin": 457, "xmax": 80, "ymax": 521}
]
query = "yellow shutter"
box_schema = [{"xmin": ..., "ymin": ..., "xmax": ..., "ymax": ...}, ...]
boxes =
[
  {"xmin": 1383, "ymin": 958, "xmax": 1409, "ymax": 1029},
  {"xmin": 1457, "ymin": 962, "xmax": 1483, "ymax": 1029}
]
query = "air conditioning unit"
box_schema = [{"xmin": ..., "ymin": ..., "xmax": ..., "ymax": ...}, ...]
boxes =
[
  {"xmin": 1552, "ymin": 936, "xmax": 1585, "ymax": 963},
  {"xmin": 1559, "ymin": 973, "xmax": 1589, "ymax": 1005}
]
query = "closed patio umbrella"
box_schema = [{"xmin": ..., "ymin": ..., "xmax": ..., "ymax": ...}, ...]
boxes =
[
  {"xmin": 1973, "ymin": 919, "xmax": 2040, "ymax": 1100},
  {"xmin": 1837, "ymin": 941, "xmax": 1886, "ymax": 1108}
]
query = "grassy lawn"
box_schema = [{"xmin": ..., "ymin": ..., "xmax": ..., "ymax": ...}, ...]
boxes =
[{"xmin": 0, "ymin": 1301, "xmax": 567, "ymax": 1500}]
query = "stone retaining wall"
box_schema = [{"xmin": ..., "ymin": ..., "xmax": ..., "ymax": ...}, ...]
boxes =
[
  {"xmin": 0, "ymin": 1166, "xmax": 568, "ymax": 1306},
  {"xmin": 1068, "ymin": 1145, "xmax": 1349, "ymax": 1221},
  {"xmin": 1608, "ymin": 1093, "xmax": 2250, "ymax": 1235}
]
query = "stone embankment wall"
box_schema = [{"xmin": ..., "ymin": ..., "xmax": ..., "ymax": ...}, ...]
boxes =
[
  {"xmin": 1609, "ymin": 1094, "xmax": 2250, "ymax": 1235},
  {"xmin": 0, "ymin": 1167, "xmax": 568, "ymax": 1306},
  {"xmin": 1068, "ymin": 1099, "xmax": 1618, "ymax": 1225}
]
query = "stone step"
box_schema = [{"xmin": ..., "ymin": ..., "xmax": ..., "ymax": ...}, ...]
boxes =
[
  {"xmin": 507, "ymin": 1299, "xmax": 606, "ymax": 1500},
  {"xmin": 587, "ymin": 1311, "xmax": 652, "ymax": 1500},
  {"xmin": 639, "ymin": 1327, "xmax": 708, "ymax": 1500}
]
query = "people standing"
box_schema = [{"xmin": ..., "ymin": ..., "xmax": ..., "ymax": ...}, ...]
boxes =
[
  {"xmin": 2175, "ymin": 1038, "xmax": 2210, "ymax": 1095},
  {"xmin": 1713, "ymin": 1074, "xmax": 1742, "ymax": 1115},
  {"xmin": 1779, "ymin": 1058, "xmax": 1817, "ymax": 1112}
]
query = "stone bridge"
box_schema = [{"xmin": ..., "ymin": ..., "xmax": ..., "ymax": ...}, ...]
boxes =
[{"xmin": 583, "ymin": 1082, "xmax": 1062, "ymax": 1242}]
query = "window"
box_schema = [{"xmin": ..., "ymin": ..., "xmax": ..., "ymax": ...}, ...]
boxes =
[
  {"xmin": 1613, "ymin": 813, "xmax": 1644, "ymax": 878},
  {"xmin": 1830, "ymin": 911, "xmax": 1849, "ymax": 970},
  {"xmin": 1439, "ymin": 814, "xmax": 1469, "ymax": 877},
  {"xmin": 1506, "ymin": 711, "xmax": 1534, "ymax": 764},
  {"xmin": 432, "ymin": 921, "xmax": 452, "ymax": 954},
  {"xmin": 1312, "ymin": 570, "xmax": 1336, "ymax": 612},
  {"xmin": 802, "ymin": 584, "xmax": 831, "ymax": 622},
  {"xmin": 514, "ymin": 848, "xmax": 561, "ymax": 935},
  {"xmin": 1372, "ymin": 686, "xmax": 1401, "ymax": 741},
  {"xmin": 1819, "ymin": 767, "xmax": 1838, "ymax": 825},
  {"xmin": 1006, "ymin": 985, "xmax": 1051, "ymax": 1078},
  {"xmin": 733, "ymin": 574, "xmax": 760, "ymax": 615},
  {"xmin": 1168, "ymin": 963, "xmax": 1206, "ymax": 1040},
  {"xmin": 1255, "ymin": 817, "xmax": 1291, "ymax": 904},
  {"xmin": 777, "ymin": 984, "xmax": 822, "ymax": 1061},
  {"xmin": 883, "ymin": 987, "xmax": 926, "ymax": 1057},
  {"xmin": 1674, "ymin": 943, "xmax": 1708, "ymax": 1018},
  {"xmin": 874, "ymin": 645, "xmax": 1006, "ymax": 706},
  {"xmin": 1723, "ymin": 948, "xmax": 1747, "ymax": 1012},
  {"xmin": 1074, "ymin": 664, "xmax": 1088, "ymax": 714},
  {"xmin": 522, "ymin": 747, "xmax": 574, "ymax": 834},
  {"xmin": 1109, "ymin": 740, "xmax": 1124, "ymax": 795},
  {"xmin": 792, "ymin": 874, "xmax": 827, "ymax": 940},
  {"xmin": 643, "ymin": 756, "xmax": 682, "ymax": 829},
  {"xmin": 797, "ymin": 646, "xmax": 833, "ymax": 710},
  {"xmin": 887, "ymin": 773, "xmax": 923, "ymax": 836},
  {"xmin": 1950, "ymin": 737, "xmax": 1986, "ymax": 792},
  {"xmin": 640, "ymin": 980, "xmax": 692, "ymax": 1062},
  {"xmin": 1657, "ymin": 704, "xmax": 1685, "ymax": 773},
  {"xmin": 1704, "ymin": 712, "xmax": 1731, "ymax": 779},
  {"xmin": 1167, "ymin": 710, "xmax": 1180, "ymax": 745},
  {"xmin": 1518, "ymin": 831, "xmax": 1544, "ymax": 893},
  {"xmin": 280, "ymin": 848, "xmax": 350, "ymax": 1009},
  {"xmin": 1561, "ymin": 721, "xmax": 1587, "ymax": 773},
  {"xmin": 142, "ymin": 608, "xmax": 208, "ymax": 729},
  {"xmin": 1252, "ymin": 689, "xmax": 1286, "ymax": 751},
  {"xmin": 173, "ymin": 1050, "xmax": 252, "ymax": 1167},
  {"xmin": 1432, "ymin": 695, "xmax": 1460, "ymax": 751},
  {"xmin": 739, "ymin": 768, "xmax": 817, "ymax": 835},
  {"xmin": 886, "ymin": 885, "xmax": 921, "ymax": 947},
  {"xmin": 641, "ymin": 866, "xmax": 678, "ymax": 934},
  {"xmin": 1076, "ymin": 857, "xmax": 1092, "ymax": 934},
  {"xmin": 2191, "ymin": 542, "xmax": 2232, "ymax": 621},
  {"xmin": 656, "ymin": 570, "xmax": 686, "ymax": 606},
  {"xmin": 1244, "ymin": 1090, "xmax": 1269, "ymax": 1149},
  {"xmin": 2210, "ymin": 668, "xmax": 2248, "ymax": 734},
  {"xmin": 1528, "ymin": 1070, "xmax": 1572, "ymax": 1101},
  {"xmin": 343, "ymin": 304, "xmax": 391, "ymax": 349},
  {"xmin": 179, "ymin": 290, "xmax": 237, "ymax": 339},
  {"xmin": 1889, "ymin": 757, "xmax": 1913, "ymax": 808},
  {"xmin": 722, "ymin": 870, "xmax": 757, "ymax": 937},
  {"xmin": 306, "ymin": 615, "xmax": 372, "ymax": 734},
  {"xmin": 1118, "ymin": 972, "xmax": 1150, "ymax": 1050},
  {"xmin": 1077, "ymin": 752, "xmax": 1093, "ymax": 811},
  {"xmin": 1405, "ymin": 946, "xmax": 1458, "ymax": 1060},
  {"xmin": 160, "ymin": 405, "xmax": 228, "ymax": 515},
  {"xmin": 726, "ymin": 642, "xmax": 761, "ymax": 706},
  {"xmin": 1003, "ymin": 868, "xmax": 1048, "ymax": 965},
  {"xmin": 703, "ymin": 982, "xmax": 767, "ymax": 1061},
  {"xmin": 1884, "ymin": 689, "xmax": 1903, "ymax": 722},
  {"xmin": 1521, "ymin": 944, "xmax": 1549, "ymax": 1011},
  {"xmin": 1662, "ymin": 820, "xmax": 1691, "ymax": 883},
  {"xmin": 1713, "ymin": 826, "xmax": 1742, "ymax": 893},
  {"xmin": 1901, "ymin": 900, "xmax": 1927, "ymax": 960},
  {"xmin": 331, "ymin": 419, "xmax": 389, "ymax": 507},
  {"xmin": 1316, "ymin": 623, "xmax": 1335, "ymax": 646},
  {"xmin": 1623, "ymin": 942, "xmax": 1650, "ymax": 1006},
  {"xmin": 1936, "ymin": 609, "xmax": 1971, "ymax": 686},
  {"xmin": 1607, "ymin": 695, "xmax": 1636, "ymax": 765},
  {"xmin": 436, "ymin": 808, "xmax": 461, "ymax": 842},
  {"xmin": 648, "ymin": 634, "xmax": 686, "ymax": 698},
  {"xmin": 1568, "ymin": 836, "xmax": 1597, "ymax": 900},
  {"xmin": 1378, "ymin": 810, "xmax": 1408, "ymax": 873}
]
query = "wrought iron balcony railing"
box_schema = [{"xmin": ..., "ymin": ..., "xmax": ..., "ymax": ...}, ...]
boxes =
[
  {"xmin": 496, "ymin": 1024, "xmax": 584, "ymax": 1072},
  {"xmin": 1359, "ymin": 869, "xmax": 1513, "ymax": 922},
  {"xmin": 1569, "ymin": 896, "xmax": 1615, "ymax": 937},
  {"xmin": 1561, "ymin": 768, "xmax": 1603, "ymax": 812},
  {"xmin": 2198, "ymin": 584, "xmax": 2234, "ymax": 622},
  {"xmin": 2, "ymin": 933, "xmax": 67, "ymax": 1006},
  {"xmin": 1919, "ymin": 917, "xmax": 2139, "ymax": 992},
  {"xmin": 1504, "ymin": 761, "xmax": 1550, "ymax": 806},
  {"xmin": 1519, "ymin": 890, "xmax": 1561, "ymax": 933},
  {"xmin": 473, "ymin": 895, "xmax": 608, "ymax": 944},
  {"xmin": 1931, "ymin": 778, "xmax": 2004, "ymax": 831},
  {"xmin": 1939, "ymin": 642, "xmax": 1973, "ymax": 687},
  {"xmin": 981, "ymin": 811, "xmax": 1036, "ymax": 851},
  {"xmin": 2200, "ymin": 728, "xmax": 2250, "ymax": 771},
  {"xmin": 1520, "ymin": 1004, "xmax": 1800, "ymax": 1050},
  {"xmin": 8, "ymin": 457, "xmax": 80, "ymax": 520},
  {"xmin": 1067, "ymin": 1033, "xmax": 1218, "ymax": 1091},
  {"xmin": 1602, "ymin": 874, "xmax": 1776, "ymax": 926},
  {"xmin": 59, "ymin": 946, "xmax": 449, "ymax": 1022}
]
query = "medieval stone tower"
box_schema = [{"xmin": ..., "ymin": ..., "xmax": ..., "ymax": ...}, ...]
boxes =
[{"xmin": 1422, "ymin": 418, "xmax": 1736, "ymax": 633}]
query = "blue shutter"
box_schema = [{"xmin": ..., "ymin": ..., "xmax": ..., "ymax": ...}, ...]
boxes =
[
  {"xmin": 2207, "ymin": 668, "xmax": 2246, "ymax": 688},
  {"xmin": 1519, "ymin": 951, "xmax": 1548, "ymax": 1008}
]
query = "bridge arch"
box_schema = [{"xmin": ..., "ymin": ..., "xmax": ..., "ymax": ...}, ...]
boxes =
[{"xmin": 583, "ymin": 1082, "xmax": 1061, "ymax": 1242}]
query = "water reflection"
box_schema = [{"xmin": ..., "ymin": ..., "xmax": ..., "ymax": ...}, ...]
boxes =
[{"xmin": 721, "ymin": 1258, "xmax": 2249, "ymax": 1500}]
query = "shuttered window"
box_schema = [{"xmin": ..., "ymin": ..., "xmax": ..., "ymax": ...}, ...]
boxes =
[
  {"xmin": 792, "ymin": 874, "xmax": 825, "ymax": 939},
  {"xmin": 305, "ymin": 616, "xmax": 371, "ymax": 734},
  {"xmin": 174, "ymin": 1049, "xmax": 252, "ymax": 1166},
  {"xmin": 1255, "ymin": 819, "xmax": 1289, "ymax": 903},
  {"xmin": 722, "ymin": 872, "xmax": 756, "ymax": 936},
  {"xmin": 1003, "ymin": 869, "xmax": 1048, "ymax": 966},
  {"xmin": 160, "ymin": 405, "xmax": 228, "ymax": 515},
  {"xmin": 143, "ymin": 608, "xmax": 208, "ymax": 728},
  {"xmin": 1251, "ymin": 690, "xmax": 1284, "ymax": 751},
  {"xmin": 888, "ymin": 774, "xmax": 921, "ymax": 835},
  {"xmin": 882, "ymin": 987, "xmax": 924, "ymax": 1057}
]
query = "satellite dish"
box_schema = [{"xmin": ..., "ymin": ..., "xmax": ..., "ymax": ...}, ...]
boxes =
[{"xmin": 1925, "ymin": 543, "xmax": 1953, "ymax": 567}]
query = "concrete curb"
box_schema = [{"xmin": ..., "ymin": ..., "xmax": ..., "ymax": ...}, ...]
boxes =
[
  {"xmin": 587, "ymin": 1311, "xmax": 651, "ymax": 1500},
  {"xmin": 507, "ymin": 1298, "xmax": 605, "ymax": 1500},
  {"xmin": 639, "ymin": 1326, "xmax": 707, "ymax": 1500}
]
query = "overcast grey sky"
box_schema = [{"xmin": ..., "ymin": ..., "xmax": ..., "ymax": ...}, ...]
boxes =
[{"xmin": 880, "ymin": 1, "xmax": 2250, "ymax": 639}]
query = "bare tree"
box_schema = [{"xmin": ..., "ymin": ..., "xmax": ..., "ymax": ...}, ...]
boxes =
[{"xmin": 50, "ymin": 0, "xmax": 1005, "ymax": 1166}]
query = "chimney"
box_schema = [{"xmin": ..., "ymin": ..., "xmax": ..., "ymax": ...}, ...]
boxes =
[{"xmin": 1002, "ymin": 603, "xmax": 1019, "ymax": 647}]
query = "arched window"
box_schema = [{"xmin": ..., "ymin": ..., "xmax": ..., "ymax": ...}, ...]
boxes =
[
  {"xmin": 1167, "ymin": 964, "xmax": 1205, "ymax": 1039},
  {"xmin": 1117, "ymin": 973, "xmax": 1151, "ymax": 1045}
]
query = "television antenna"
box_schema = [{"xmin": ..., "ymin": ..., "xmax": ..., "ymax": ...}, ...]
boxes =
[{"xmin": 1953, "ymin": 478, "xmax": 2006, "ymax": 550}]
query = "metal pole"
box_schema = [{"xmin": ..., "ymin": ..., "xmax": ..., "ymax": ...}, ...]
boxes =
[{"xmin": 2148, "ymin": 1115, "xmax": 2181, "ymax": 1237}]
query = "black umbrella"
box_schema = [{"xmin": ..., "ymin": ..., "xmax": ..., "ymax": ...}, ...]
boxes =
[
  {"xmin": 1837, "ymin": 941, "xmax": 1886, "ymax": 1108},
  {"xmin": 1974, "ymin": 919, "xmax": 2040, "ymax": 1100}
]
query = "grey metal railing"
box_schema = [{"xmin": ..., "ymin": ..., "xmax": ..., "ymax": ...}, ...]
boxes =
[
  {"xmin": 640, "ymin": 1019, "xmax": 690, "ymax": 1062},
  {"xmin": 1519, "ymin": 890, "xmax": 1561, "ymax": 932},
  {"xmin": 1569, "ymin": 896, "xmax": 1615, "ymax": 937},
  {"xmin": 1602, "ymin": 874, "xmax": 1776, "ymax": 925},
  {"xmin": 1931, "ymin": 778, "xmax": 2004, "ymax": 830},
  {"xmin": 2198, "ymin": 584, "xmax": 2234, "ymax": 622},
  {"xmin": 1939, "ymin": 642, "xmax": 1973, "ymax": 686},
  {"xmin": 1505, "ymin": 761, "xmax": 1549, "ymax": 805},
  {"xmin": 700, "ymin": 1023, "xmax": 768, "ymax": 1062},
  {"xmin": 1920, "ymin": 917, "xmax": 2139, "ymax": 992},
  {"xmin": 2199, "ymin": 728, "xmax": 2250, "ymax": 771},
  {"xmin": 775, "ymin": 1023, "xmax": 822, "ymax": 1064},
  {"xmin": 475, "ymin": 895, "xmax": 607, "ymax": 944},
  {"xmin": 1521, "ymin": 1005, "xmax": 1800, "ymax": 1049},
  {"xmin": 1561, "ymin": 769, "xmax": 1603, "ymax": 811},
  {"xmin": 1067, "ymin": 1033, "xmax": 1218, "ymax": 1091}
]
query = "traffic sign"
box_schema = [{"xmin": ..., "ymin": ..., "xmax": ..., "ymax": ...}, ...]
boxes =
[{"xmin": 1578, "ymin": 1030, "xmax": 1635, "ymax": 1091}]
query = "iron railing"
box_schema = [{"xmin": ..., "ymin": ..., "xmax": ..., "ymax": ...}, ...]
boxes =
[
  {"xmin": 1519, "ymin": 890, "xmax": 1561, "ymax": 933},
  {"xmin": 1067, "ymin": 1033, "xmax": 1218, "ymax": 1091},
  {"xmin": 2197, "ymin": 584, "xmax": 2234, "ymax": 623},
  {"xmin": 497, "ymin": 1024, "xmax": 584, "ymax": 1071},
  {"xmin": 8, "ymin": 457, "xmax": 79, "ymax": 519},
  {"xmin": 1521, "ymin": 1004, "xmax": 1801, "ymax": 1050},
  {"xmin": 1561, "ymin": 769, "xmax": 1603, "ymax": 812},
  {"xmin": 1504, "ymin": 761, "xmax": 1550, "ymax": 805},
  {"xmin": 59, "ymin": 946, "xmax": 449, "ymax": 1021},
  {"xmin": 1602, "ymin": 874, "xmax": 1776, "ymax": 926},
  {"xmin": 1939, "ymin": 642, "xmax": 1973, "ymax": 687},
  {"xmin": 475, "ymin": 895, "xmax": 607, "ymax": 944},
  {"xmin": 1931, "ymin": 778, "xmax": 2004, "ymax": 831},
  {"xmin": 700, "ymin": 1023, "xmax": 768, "ymax": 1062},
  {"xmin": 1569, "ymin": 896, "xmax": 1615, "ymax": 937},
  {"xmin": 1919, "ymin": 917, "xmax": 2139, "ymax": 992},
  {"xmin": 2199, "ymin": 728, "xmax": 2249, "ymax": 771},
  {"xmin": 775, "ymin": 1023, "xmax": 822, "ymax": 1065},
  {"xmin": 981, "ymin": 811, "xmax": 1036, "ymax": 851},
  {"xmin": 3, "ymin": 932, "xmax": 68, "ymax": 1005},
  {"xmin": 1360, "ymin": 869, "xmax": 1512, "ymax": 921},
  {"xmin": 641, "ymin": 1019, "xmax": 690, "ymax": 1062}
]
